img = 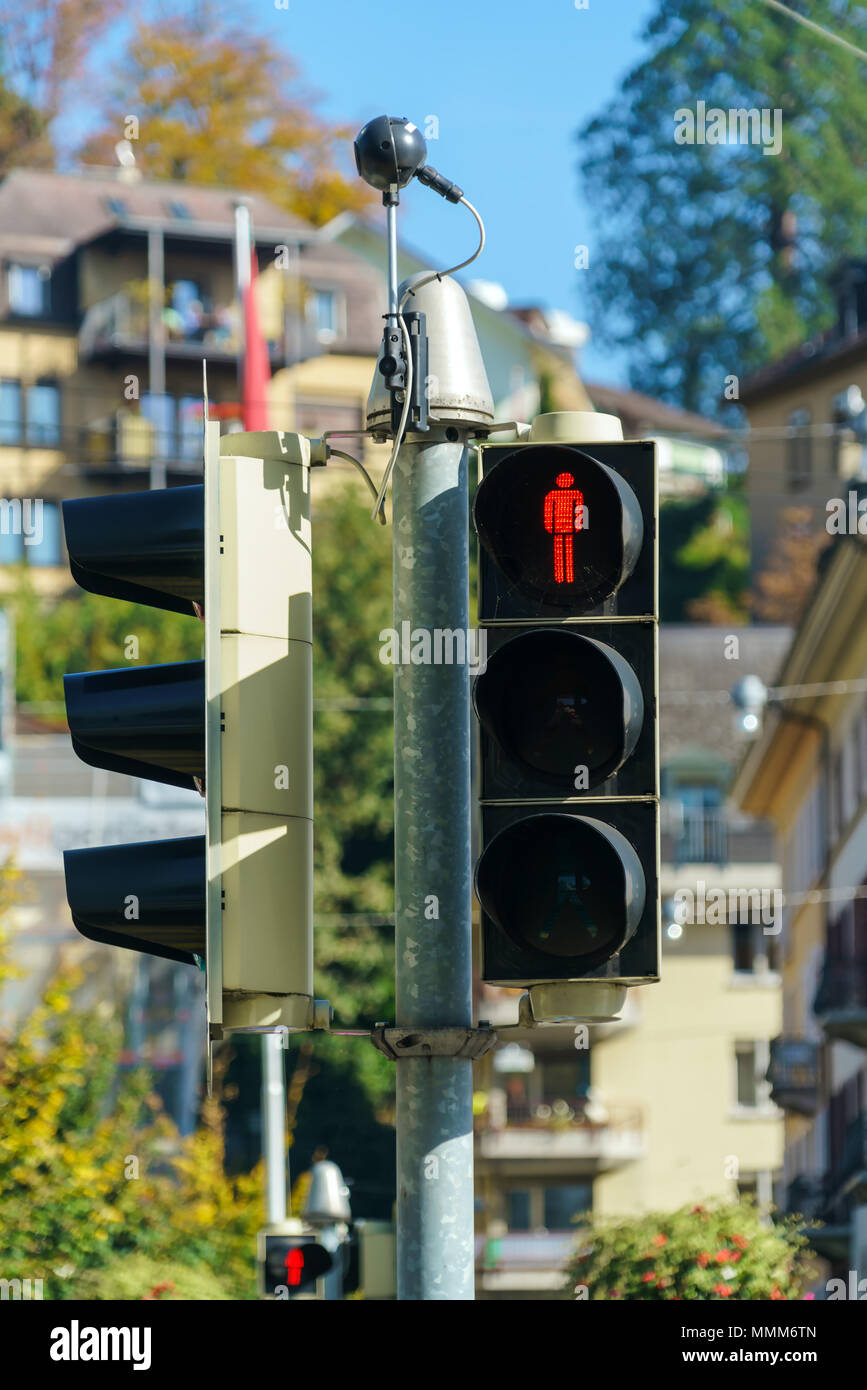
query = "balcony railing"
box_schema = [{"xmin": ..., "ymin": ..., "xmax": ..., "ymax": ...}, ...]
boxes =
[
  {"xmin": 814, "ymin": 954, "xmax": 867, "ymax": 1046},
  {"xmin": 476, "ymin": 1097, "xmax": 644, "ymax": 1171},
  {"xmin": 78, "ymin": 407, "xmax": 211, "ymax": 476},
  {"xmin": 78, "ymin": 287, "xmax": 323, "ymax": 364},
  {"xmin": 835, "ymin": 1113, "xmax": 867, "ymax": 1195},
  {"xmin": 767, "ymin": 1037, "xmax": 821, "ymax": 1115},
  {"xmin": 660, "ymin": 806, "xmax": 776, "ymax": 867}
]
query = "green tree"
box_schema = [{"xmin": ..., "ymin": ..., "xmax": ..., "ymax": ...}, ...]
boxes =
[
  {"xmin": 0, "ymin": 866, "xmax": 264, "ymax": 1299},
  {"xmin": 6, "ymin": 569, "xmax": 203, "ymax": 717},
  {"xmin": 77, "ymin": 8, "xmax": 373, "ymax": 226},
  {"xmin": 659, "ymin": 488, "xmax": 750, "ymax": 622},
  {"xmin": 565, "ymin": 1199, "xmax": 816, "ymax": 1300},
  {"xmin": 578, "ymin": 1, "xmax": 867, "ymax": 413}
]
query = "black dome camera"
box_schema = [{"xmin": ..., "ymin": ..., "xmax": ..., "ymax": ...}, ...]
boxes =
[{"xmin": 353, "ymin": 115, "xmax": 428, "ymax": 193}]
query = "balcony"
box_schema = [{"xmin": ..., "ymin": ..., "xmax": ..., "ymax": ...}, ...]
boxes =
[
  {"xmin": 475, "ymin": 1232, "xmax": 575, "ymax": 1297},
  {"xmin": 660, "ymin": 806, "xmax": 775, "ymax": 867},
  {"xmin": 78, "ymin": 286, "xmax": 321, "ymax": 365},
  {"xmin": 814, "ymin": 954, "xmax": 867, "ymax": 1046},
  {"xmin": 767, "ymin": 1037, "xmax": 822, "ymax": 1115},
  {"xmin": 78, "ymin": 404, "xmax": 210, "ymax": 479},
  {"xmin": 475, "ymin": 1098, "xmax": 644, "ymax": 1176},
  {"xmin": 835, "ymin": 1113, "xmax": 867, "ymax": 1201},
  {"xmin": 784, "ymin": 1174, "xmax": 849, "ymax": 1261}
]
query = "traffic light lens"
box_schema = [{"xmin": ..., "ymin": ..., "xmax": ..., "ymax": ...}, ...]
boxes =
[
  {"xmin": 475, "ymin": 814, "xmax": 645, "ymax": 968},
  {"xmin": 474, "ymin": 630, "xmax": 643, "ymax": 786},
  {"xmin": 473, "ymin": 444, "xmax": 643, "ymax": 610}
]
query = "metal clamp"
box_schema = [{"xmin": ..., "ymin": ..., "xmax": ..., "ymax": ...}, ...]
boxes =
[{"xmin": 370, "ymin": 1024, "xmax": 497, "ymax": 1061}]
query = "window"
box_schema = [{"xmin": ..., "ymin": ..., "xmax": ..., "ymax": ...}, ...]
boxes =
[
  {"xmin": 0, "ymin": 499, "xmax": 62, "ymax": 566},
  {"xmin": 786, "ymin": 409, "xmax": 812, "ymax": 490},
  {"xmin": 141, "ymin": 392, "xmax": 177, "ymax": 460},
  {"xmin": 8, "ymin": 263, "xmax": 49, "ymax": 316},
  {"xmin": 178, "ymin": 395, "xmax": 202, "ymax": 461},
  {"xmin": 507, "ymin": 1190, "xmax": 531, "ymax": 1231},
  {"xmin": 735, "ymin": 1040, "xmax": 772, "ymax": 1109},
  {"xmin": 295, "ymin": 397, "xmax": 363, "ymax": 436},
  {"xmin": 27, "ymin": 501, "xmax": 62, "ymax": 566},
  {"xmin": 732, "ymin": 921, "xmax": 779, "ymax": 975},
  {"xmin": 106, "ymin": 196, "xmax": 128, "ymax": 217},
  {"xmin": 26, "ymin": 381, "xmax": 60, "ymax": 447},
  {"xmin": 0, "ymin": 379, "xmax": 22, "ymax": 444},
  {"xmin": 310, "ymin": 288, "xmax": 340, "ymax": 343},
  {"xmin": 168, "ymin": 201, "xmax": 191, "ymax": 220},
  {"xmin": 543, "ymin": 1184, "xmax": 592, "ymax": 1231}
]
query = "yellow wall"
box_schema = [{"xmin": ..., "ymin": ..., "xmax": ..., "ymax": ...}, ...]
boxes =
[
  {"xmin": 594, "ymin": 930, "xmax": 783, "ymax": 1214},
  {"xmin": 746, "ymin": 359, "xmax": 867, "ymax": 579}
]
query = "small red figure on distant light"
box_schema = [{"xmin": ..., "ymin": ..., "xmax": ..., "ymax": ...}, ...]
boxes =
[
  {"xmin": 543, "ymin": 472, "xmax": 585, "ymax": 583},
  {"xmin": 285, "ymin": 1249, "xmax": 304, "ymax": 1286}
]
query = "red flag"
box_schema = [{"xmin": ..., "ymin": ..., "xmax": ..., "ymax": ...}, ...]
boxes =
[{"xmin": 242, "ymin": 249, "xmax": 270, "ymax": 430}]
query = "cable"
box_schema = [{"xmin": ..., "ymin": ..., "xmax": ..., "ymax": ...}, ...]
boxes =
[
  {"xmin": 370, "ymin": 197, "xmax": 487, "ymax": 522},
  {"xmin": 326, "ymin": 448, "xmax": 387, "ymax": 525},
  {"xmin": 757, "ymin": 0, "xmax": 867, "ymax": 63}
]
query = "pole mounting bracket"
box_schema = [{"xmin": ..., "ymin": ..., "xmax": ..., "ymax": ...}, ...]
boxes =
[{"xmin": 369, "ymin": 1024, "xmax": 497, "ymax": 1061}]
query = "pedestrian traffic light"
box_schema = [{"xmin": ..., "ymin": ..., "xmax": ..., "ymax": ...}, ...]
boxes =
[
  {"xmin": 61, "ymin": 426, "xmax": 324, "ymax": 1046},
  {"xmin": 258, "ymin": 1227, "xmax": 334, "ymax": 1299},
  {"xmin": 471, "ymin": 420, "xmax": 659, "ymax": 1016}
]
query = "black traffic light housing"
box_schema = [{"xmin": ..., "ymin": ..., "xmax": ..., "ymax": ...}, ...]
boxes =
[
  {"xmin": 472, "ymin": 435, "xmax": 660, "ymax": 999},
  {"xmin": 259, "ymin": 1230, "xmax": 334, "ymax": 1299}
]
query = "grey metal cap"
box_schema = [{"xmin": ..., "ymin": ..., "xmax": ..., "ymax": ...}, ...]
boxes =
[
  {"xmin": 366, "ymin": 273, "xmax": 495, "ymax": 435},
  {"xmin": 303, "ymin": 1159, "xmax": 352, "ymax": 1225}
]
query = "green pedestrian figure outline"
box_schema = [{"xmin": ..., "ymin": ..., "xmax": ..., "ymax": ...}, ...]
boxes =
[{"xmin": 539, "ymin": 872, "xmax": 597, "ymax": 944}]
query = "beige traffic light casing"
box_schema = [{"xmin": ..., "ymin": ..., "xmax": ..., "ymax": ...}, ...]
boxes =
[{"xmin": 205, "ymin": 427, "xmax": 316, "ymax": 1037}]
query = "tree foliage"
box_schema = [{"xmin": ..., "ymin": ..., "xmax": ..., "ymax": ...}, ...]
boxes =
[
  {"xmin": 578, "ymin": 0, "xmax": 867, "ymax": 412},
  {"xmin": 565, "ymin": 1199, "xmax": 816, "ymax": 1300},
  {"xmin": 659, "ymin": 488, "xmax": 749, "ymax": 622},
  {"xmin": 0, "ymin": 872, "xmax": 263, "ymax": 1298},
  {"xmin": 751, "ymin": 505, "xmax": 831, "ymax": 623},
  {"xmin": 77, "ymin": 9, "xmax": 373, "ymax": 225}
]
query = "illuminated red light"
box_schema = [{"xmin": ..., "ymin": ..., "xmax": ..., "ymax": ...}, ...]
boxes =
[
  {"xmin": 543, "ymin": 473, "xmax": 585, "ymax": 584},
  {"xmin": 285, "ymin": 1248, "xmax": 305, "ymax": 1286}
]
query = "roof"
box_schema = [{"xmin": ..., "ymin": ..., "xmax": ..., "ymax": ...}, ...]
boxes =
[
  {"xmin": 0, "ymin": 167, "xmax": 313, "ymax": 263},
  {"xmin": 740, "ymin": 324, "xmax": 867, "ymax": 404},
  {"xmin": 659, "ymin": 624, "xmax": 793, "ymax": 769},
  {"xmin": 585, "ymin": 382, "xmax": 726, "ymax": 439}
]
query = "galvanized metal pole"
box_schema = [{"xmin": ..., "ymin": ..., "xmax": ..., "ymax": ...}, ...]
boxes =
[
  {"xmin": 392, "ymin": 436, "xmax": 475, "ymax": 1301},
  {"xmin": 262, "ymin": 1034, "xmax": 287, "ymax": 1223}
]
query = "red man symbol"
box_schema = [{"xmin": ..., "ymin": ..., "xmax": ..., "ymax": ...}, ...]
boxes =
[
  {"xmin": 285, "ymin": 1248, "xmax": 304, "ymax": 1286},
  {"xmin": 543, "ymin": 472, "xmax": 585, "ymax": 584}
]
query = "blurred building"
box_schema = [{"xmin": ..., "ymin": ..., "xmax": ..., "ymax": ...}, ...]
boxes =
[
  {"xmin": 742, "ymin": 259, "xmax": 867, "ymax": 584},
  {"xmin": 585, "ymin": 382, "xmax": 729, "ymax": 496},
  {"xmin": 733, "ymin": 529, "xmax": 867, "ymax": 1292},
  {"xmin": 0, "ymin": 164, "xmax": 390, "ymax": 600},
  {"xmin": 474, "ymin": 625, "xmax": 790, "ymax": 1299}
]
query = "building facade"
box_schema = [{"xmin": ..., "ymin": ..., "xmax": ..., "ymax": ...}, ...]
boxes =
[{"xmin": 733, "ymin": 532, "xmax": 867, "ymax": 1292}]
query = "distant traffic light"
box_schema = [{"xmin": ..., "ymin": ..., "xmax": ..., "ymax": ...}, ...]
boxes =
[
  {"xmin": 62, "ymin": 427, "xmax": 324, "ymax": 1043},
  {"xmin": 259, "ymin": 1229, "xmax": 334, "ymax": 1299},
  {"xmin": 471, "ymin": 427, "xmax": 659, "ymax": 1011}
]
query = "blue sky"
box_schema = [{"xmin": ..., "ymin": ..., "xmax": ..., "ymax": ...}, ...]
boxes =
[{"xmin": 251, "ymin": 0, "xmax": 658, "ymax": 384}]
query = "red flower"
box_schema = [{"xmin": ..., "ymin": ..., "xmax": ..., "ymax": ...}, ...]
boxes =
[
  {"xmin": 641, "ymin": 1271, "xmax": 656, "ymax": 1283},
  {"xmin": 610, "ymin": 1289, "xmax": 621, "ymax": 1298},
  {"xmin": 715, "ymin": 1249, "xmax": 732, "ymax": 1263},
  {"xmin": 652, "ymin": 1233, "xmax": 668, "ymax": 1247},
  {"xmin": 692, "ymin": 1205, "xmax": 705, "ymax": 1214},
  {"xmin": 713, "ymin": 1283, "xmax": 732, "ymax": 1297},
  {"xmin": 770, "ymin": 1287, "xmax": 785, "ymax": 1300},
  {"xmin": 731, "ymin": 1234, "xmax": 748, "ymax": 1250},
  {"xmin": 729, "ymin": 1251, "xmax": 742, "ymax": 1262},
  {"xmin": 697, "ymin": 1252, "xmax": 711, "ymax": 1267}
]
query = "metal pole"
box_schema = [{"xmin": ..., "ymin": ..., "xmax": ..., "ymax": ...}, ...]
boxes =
[
  {"xmin": 385, "ymin": 201, "xmax": 399, "ymax": 316},
  {"xmin": 262, "ymin": 1034, "xmax": 287, "ymax": 1224},
  {"xmin": 146, "ymin": 226, "xmax": 166, "ymax": 491},
  {"xmin": 392, "ymin": 436, "xmax": 474, "ymax": 1301}
]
